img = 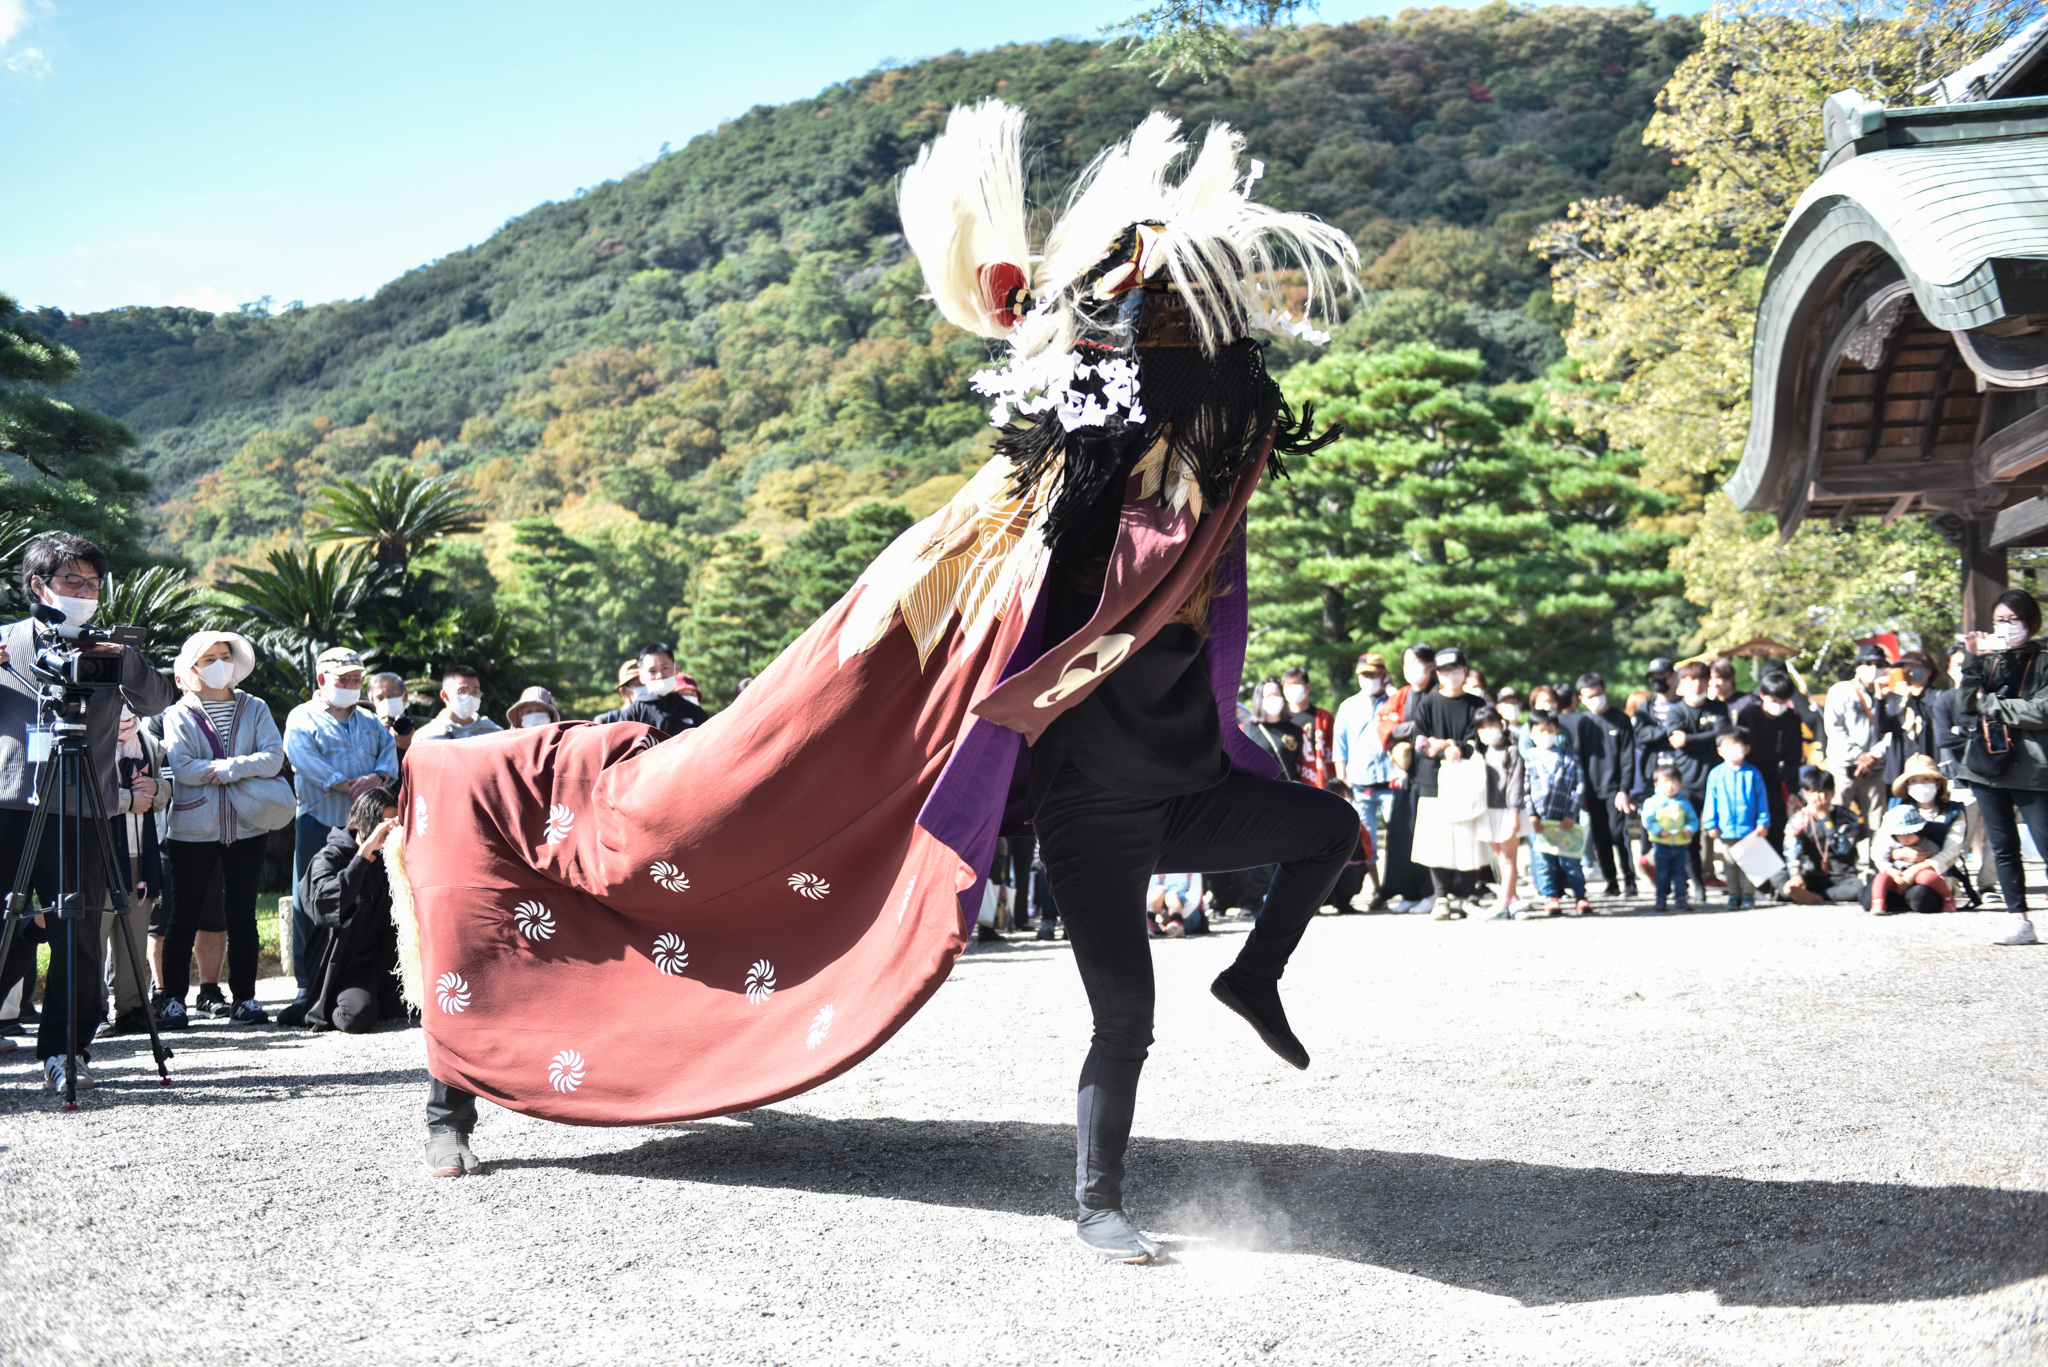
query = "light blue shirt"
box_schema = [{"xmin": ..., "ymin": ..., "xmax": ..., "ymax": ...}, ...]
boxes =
[
  {"xmin": 283, "ymin": 700, "xmax": 399, "ymax": 828},
  {"xmin": 1333, "ymin": 688, "xmax": 1393, "ymax": 787}
]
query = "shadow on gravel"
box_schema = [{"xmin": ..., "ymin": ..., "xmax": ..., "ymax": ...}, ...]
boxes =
[{"xmin": 494, "ymin": 1110, "xmax": 2048, "ymax": 1308}]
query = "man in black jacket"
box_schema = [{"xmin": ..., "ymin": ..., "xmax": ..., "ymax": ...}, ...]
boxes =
[
  {"xmin": 299, "ymin": 787, "xmax": 405, "ymax": 1034},
  {"xmin": 596, "ymin": 643, "xmax": 710, "ymax": 734},
  {"xmin": 1634, "ymin": 661, "xmax": 1727, "ymax": 896},
  {"xmin": 1732, "ymin": 673, "xmax": 1805, "ymax": 853},
  {"xmin": 1568, "ymin": 672, "xmax": 1636, "ymax": 899}
]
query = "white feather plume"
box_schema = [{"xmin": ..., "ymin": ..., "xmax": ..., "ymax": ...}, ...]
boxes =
[
  {"xmin": 897, "ymin": 99, "xmax": 1031, "ymax": 339},
  {"xmin": 901, "ymin": 101, "xmax": 1358, "ymax": 358}
]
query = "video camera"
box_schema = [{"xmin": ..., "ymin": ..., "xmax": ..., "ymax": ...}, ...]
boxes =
[{"xmin": 29, "ymin": 603, "xmax": 146, "ymax": 691}]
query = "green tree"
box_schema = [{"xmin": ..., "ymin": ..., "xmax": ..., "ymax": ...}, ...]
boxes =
[
  {"xmin": 0, "ymin": 293, "xmax": 149, "ymax": 561},
  {"xmin": 676, "ymin": 531, "xmax": 789, "ymax": 705},
  {"xmin": 502, "ymin": 518, "xmax": 597, "ymax": 680},
  {"xmin": 98, "ymin": 566, "xmax": 224, "ymax": 671},
  {"xmin": 219, "ymin": 545, "xmax": 375, "ymax": 690},
  {"xmin": 310, "ymin": 468, "xmax": 486, "ymax": 574},
  {"xmin": 770, "ymin": 501, "xmax": 914, "ymax": 650},
  {"xmin": 1540, "ymin": 0, "xmax": 2042, "ymax": 484},
  {"xmin": 1107, "ymin": 0, "xmax": 1313, "ymax": 81},
  {"xmin": 1249, "ymin": 343, "xmax": 1680, "ymax": 690}
]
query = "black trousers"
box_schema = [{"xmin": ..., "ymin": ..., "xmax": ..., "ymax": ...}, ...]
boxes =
[
  {"xmin": 1032, "ymin": 763, "xmax": 1357, "ymax": 1212},
  {"xmin": 162, "ymin": 835, "xmax": 269, "ymax": 1004},
  {"xmin": 1969, "ymin": 783, "xmax": 2048, "ymax": 915},
  {"xmin": 1584, "ymin": 797, "xmax": 1633, "ymax": 892},
  {"xmin": 427, "ymin": 1077, "xmax": 479, "ymax": 1133},
  {"xmin": 0, "ymin": 807, "xmax": 113, "ymax": 1062}
]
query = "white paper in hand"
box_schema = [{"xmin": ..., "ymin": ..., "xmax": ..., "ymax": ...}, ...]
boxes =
[{"xmin": 1729, "ymin": 831, "xmax": 1786, "ymax": 885}]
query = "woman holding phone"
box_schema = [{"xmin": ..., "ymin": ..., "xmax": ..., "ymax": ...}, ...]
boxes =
[{"xmin": 1956, "ymin": 589, "xmax": 2048, "ymax": 945}]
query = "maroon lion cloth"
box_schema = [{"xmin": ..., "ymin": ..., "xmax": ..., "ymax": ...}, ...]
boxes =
[{"xmin": 394, "ymin": 441, "xmax": 1279, "ymax": 1125}]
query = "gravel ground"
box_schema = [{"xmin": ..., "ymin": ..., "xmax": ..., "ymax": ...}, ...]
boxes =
[{"xmin": 3, "ymin": 891, "xmax": 2046, "ymax": 1366}]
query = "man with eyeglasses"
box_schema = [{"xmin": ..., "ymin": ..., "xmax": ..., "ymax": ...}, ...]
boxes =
[
  {"xmin": 281, "ymin": 645, "xmax": 398, "ymax": 1026},
  {"xmin": 602, "ymin": 642, "xmax": 709, "ymax": 736},
  {"xmin": 0, "ymin": 534, "xmax": 178, "ymax": 1091}
]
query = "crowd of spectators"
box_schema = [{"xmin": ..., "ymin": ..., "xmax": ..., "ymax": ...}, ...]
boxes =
[{"xmin": 8, "ymin": 540, "xmax": 2048, "ymax": 1081}]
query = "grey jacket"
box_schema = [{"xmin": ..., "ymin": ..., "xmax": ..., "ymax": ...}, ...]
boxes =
[
  {"xmin": 0, "ymin": 617, "xmax": 179, "ymax": 813},
  {"xmin": 160, "ymin": 691, "xmax": 288, "ymax": 843},
  {"xmin": 414, "ymin": 710, "xmax": 502, "ymax": 742}
]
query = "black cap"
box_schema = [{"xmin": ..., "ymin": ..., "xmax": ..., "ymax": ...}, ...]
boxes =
[
  {"xmin": 1433, "ymin": 646, "xmax": 1468, "ymax": 670},
  {"xmin": 1647, "ymin": 657, "xmax": 1675, "ymax": 675},
  {"xmin": 1855, "ymin": 643, "xmax": 1892, "ymax": 666}
]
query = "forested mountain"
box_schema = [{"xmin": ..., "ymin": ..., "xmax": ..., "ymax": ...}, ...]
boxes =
[{"xmin": 14, "ymin": 5, "xmax": 1699, "ymax": 702}]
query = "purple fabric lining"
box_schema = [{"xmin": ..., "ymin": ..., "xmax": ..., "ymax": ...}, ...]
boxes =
[
  {"xmin": 1206, "ymin": 532, "xmax": 1283, "ymax": 780},
  {"xmin": 917, "ymin": 586, "xmax": 1049, "ymax": 930}
]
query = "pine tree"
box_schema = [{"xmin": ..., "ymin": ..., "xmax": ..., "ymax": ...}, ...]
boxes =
[
  {"xmin": 770, "ymin": 501, "xmax": 913, "ymax": 651},
  {"xmin": 677, "ymin": 531, "xmax": 790, "ymax": 705},
  {"xmin": 1248, "ymin": 343, "xmax": 1680, "ymax": 691},
  {"xmin": 0, "ymin": 294, "xmax": 149, "ymax": 559}
]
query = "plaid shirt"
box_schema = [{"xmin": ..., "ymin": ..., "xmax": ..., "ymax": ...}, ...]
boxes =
[
  {"xmin": 283, "ymin": 700, "xmax": 399, "ymax": 828},
  {"xmin": 1522, "ymin": 747, "xmax": 1584, "ymax": 821}
]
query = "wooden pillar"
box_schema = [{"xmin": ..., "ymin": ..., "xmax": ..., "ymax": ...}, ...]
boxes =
[{"xmin": 1962, "ymin": 514, "xmax": 2008, "ymax": 636}]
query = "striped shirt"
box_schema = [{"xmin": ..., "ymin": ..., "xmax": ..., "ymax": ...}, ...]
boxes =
[{"xmin": 200, "ymin": 699, "xmax": 237, "ymax": 743}]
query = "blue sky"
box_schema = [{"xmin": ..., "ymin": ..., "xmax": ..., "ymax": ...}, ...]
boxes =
[{"xmin": 0, "ymin": 0, "xmax": 1709, "ymax": 316}]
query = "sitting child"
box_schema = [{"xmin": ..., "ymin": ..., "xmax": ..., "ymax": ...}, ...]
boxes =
[
  {"xmin": 1146, "ymin": 872, "xmax": 1207, "ymax": 938},
  {"xmin": 1864, "ymin": 804, "xmax": 1957, "ymax": 915}
]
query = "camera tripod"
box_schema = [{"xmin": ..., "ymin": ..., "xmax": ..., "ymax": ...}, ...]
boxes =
[{"xmin": 0, "ymin": 686, "xmax": 173, "ymax": 1109}]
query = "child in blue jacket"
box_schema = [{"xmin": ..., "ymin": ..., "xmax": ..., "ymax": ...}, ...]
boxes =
[{"xmin": 1702, "ymin": 724, "xmax": 1772, "ymax": 908}]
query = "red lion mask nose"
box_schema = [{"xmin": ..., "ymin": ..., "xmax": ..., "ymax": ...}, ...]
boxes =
[{"xmin": 977, "ymin": 262, "xmax": 1030, "ymax": 329}]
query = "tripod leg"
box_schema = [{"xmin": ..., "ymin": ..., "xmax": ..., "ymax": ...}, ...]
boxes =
[{"xmin": 79, "ymin": 759, "xmax": 174, "ymax": 1085}]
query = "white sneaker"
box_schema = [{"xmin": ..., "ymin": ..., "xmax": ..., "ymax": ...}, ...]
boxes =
[
  {"xmin": 71, "ymin": 1060, "xmax": 95, "ymax": 1090},
  {"xmin": 1495, "ymin": 896, "xmax": 1523, "ymax": 920},
  {"xmin": 1407, "ymin": 897, "xmax": 1434, "ymax": 917},
  {"xmin": 41, "ymin": 1057, "xmax": 63, "ymax": 1093},
  {"xmin": 0, "ymin": 1034, "xmax": 14, "ymax": 1053},
  {"xmin": 1995, "ymin": 917, "xmax": 2039, "ymax": 946}
]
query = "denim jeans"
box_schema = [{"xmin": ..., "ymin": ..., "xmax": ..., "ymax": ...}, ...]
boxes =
[
  {"xmin": 1652, "ymin": 843, "xmax": 1691, "ymax": 907},
  {"xmin": 1530, "ymin": 851, "xmax": 1586, "ymax": 900}
]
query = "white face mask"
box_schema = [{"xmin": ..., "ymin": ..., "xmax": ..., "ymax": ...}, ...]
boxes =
[
  {"xmin": 643, "ymin": 675, "xmax": 677, "ymax": 698},
  {"xmin": 1496, "ymin": 703, "xmax": 1520, "ymax": 723},
  {"xmin": 1999, "ymin": 622, "xmax": 2029, "ymax": 649},
  {"xmin": 1534, "ymin": 731, "xmax": 1558, "ymax": 750},
  {"xmin": 1440, "ymin": 670, "xmax": 1468, "ymax": 693},
  {"xmin": 1584, "ymin": 693, "xmax": 1608, "ymax": 713},
  {"xmin": 196, "ymin": 660, "xmax": 234, "ymax": 690},
  {"xmin": 46, "ymin": 593, "xmax": 98, "ymax": 627},
  {"xmin": 1260, "ymin": 697, "xmax": 1285, "ymax": 720},
  {"xmin": 1761, "ymin": 698, "xmax": 1787, "ymax": 717},
  {"xmin": 1404, "ymin": 661, "xmax": 1430, "ymax": 687},
  {"xmin": 1359, "ymin": 676, "xmax": 1385, "ymax": 695},
  {"xmin": 448, "ymin": 693, "xmax": 481, "ymax": 721},
  {"xmin": 324, "ymin": 686, "xmax": 361, "ymax": 709},
  {"xmin": 1282, "ymin": 685, "xmax": 1308, "ymax": 708},
  {"xmin": 1478, "ymin": 728, "xmax": 1504, "ymax": 748},
  {"xmin": 1855, "ymin": 664, "xmax": 1880, "ymax": 684},
  {"xmin": 375, "ymin": 696, "xmax": 407, "ymax": 719},
  {"xmin": 1907, "ymin": 782, "xmax": 1940, "ymax": 804},
  {"xmin": 630, "ymin": 685, "xmax": 654, "ymax": 704},
  {"xmin": 520, "ymin": 712, "xmax": 551, "ymax": 729}
]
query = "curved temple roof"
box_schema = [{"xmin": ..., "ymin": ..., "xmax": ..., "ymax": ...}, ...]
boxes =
[{"xmin": 1730, "ymin": 110, "xmax": 2048, "ymax": 525}]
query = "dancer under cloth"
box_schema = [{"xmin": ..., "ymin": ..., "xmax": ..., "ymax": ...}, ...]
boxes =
[{"xmin": 392, "ymin": 100, "xmax": 1360, "ymax": 1260}]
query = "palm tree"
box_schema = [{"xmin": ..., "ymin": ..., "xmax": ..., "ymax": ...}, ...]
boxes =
[
  {"xmin": 96, "ymin": 565, "xmax": 223, "ymax": 669},
  {"xmin": 309, "ymin": 469, "xmax": 486, "ymax": 573},
  {"xmin": 219, "ymin": 544, "xmax": 374, "ymax": 687}
]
